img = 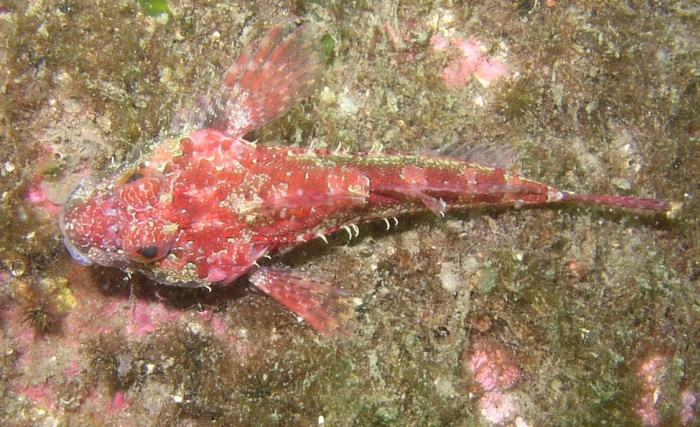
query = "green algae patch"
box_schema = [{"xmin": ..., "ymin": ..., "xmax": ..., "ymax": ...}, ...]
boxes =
[{"xmin": 138, "ymin": 0, "xmax": 173, "ymax": 17}]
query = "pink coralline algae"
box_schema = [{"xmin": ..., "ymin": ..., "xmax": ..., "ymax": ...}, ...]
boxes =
[
  {"xmin": 635, "ymin": 354, "xmax": 698, "ymax": 426},
  {"xmin": 468, "ymin": 343, "xmax": 522, "ymax": 425},
  {"xmin": 431, "ymin": 34, "xmax": 508, "ymax": 88},
  {"xmin": 479, "ymin": 391, "xmax": 518, "ymax": 425},
  {"xmin": 470, "ymin": 344, "xmax": 521, "ymax": 392},
  {"xmin": 109, "ymin": 391, "xmax": 131, "ymax": 412},
  {"xmin": 27, "ymin": 176, "xmax": 62, "ymax": 218},
  {"xmin": 635, "ymin": 355, "xmax": 666, "ymax": 426},
  {"xmin": 2, "ymin": 272, "xmax": 241, "ymax": 422},
  {"xmin": 680, "ymin": 389, "xmax": 698, "ymax": 425}
]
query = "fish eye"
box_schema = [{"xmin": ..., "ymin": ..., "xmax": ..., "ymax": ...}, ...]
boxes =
[
  {"xmin": 128, "ymin": 242, "xmax": 169, "ymax": 264},
  {"xmin": 137, "ymin": 245, "xmax": 159, "ymax": 260},
  {"xmin": 115, "ymin": 169, "xmax": 163, "ymax": 211},
  {"xmin": 121, "ymin": 223, "xmax": 175, "ymax": 264},
  {"xmin": 124, "ymin": 171, "xmax": 146, "ymax": 183}
]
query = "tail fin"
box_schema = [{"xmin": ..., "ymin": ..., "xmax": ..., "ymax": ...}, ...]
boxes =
[{"xmin": 560, "ymin": 192, "xmax": 677, "ymax": 216}]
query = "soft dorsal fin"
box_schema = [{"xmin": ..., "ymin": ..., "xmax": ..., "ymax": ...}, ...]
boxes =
[{"xmin": 436, "ymin": 141, "xmax": 518, "ymax": 171}]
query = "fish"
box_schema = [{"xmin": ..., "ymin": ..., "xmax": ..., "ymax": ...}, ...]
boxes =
[{"xmin": 59, "ymin": 21, "xmax": 675, "ymax": 339}]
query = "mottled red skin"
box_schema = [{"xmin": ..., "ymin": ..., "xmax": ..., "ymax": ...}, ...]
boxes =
[{"xmin": 59, "ymin": 21, "xmax": 672, "ymax": 338}]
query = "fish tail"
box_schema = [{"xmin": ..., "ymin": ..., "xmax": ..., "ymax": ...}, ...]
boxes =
[
  {"xmin": 365, "ymin": 156, "xmax": 677, "ymax": 217},
  {"xmin": 558, "ymin": 192, "xmax": 677, "ymax": 216}
]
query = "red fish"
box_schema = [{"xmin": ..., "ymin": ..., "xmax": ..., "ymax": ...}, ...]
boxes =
[{"xmin": 59, "ymin": 21, "xmax": 674, "ymax": 338}]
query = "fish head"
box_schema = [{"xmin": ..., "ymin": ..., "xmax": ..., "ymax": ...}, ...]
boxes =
[{"xmin": 60, "ymin": 143, "xmax": 179, "ymax": 271}]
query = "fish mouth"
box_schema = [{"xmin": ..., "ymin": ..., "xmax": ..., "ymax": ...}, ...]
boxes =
[
  {"xmin": 62, "ymin": 235, "xmax": 94, "ymax": 266},
  {"xmin": 59, "ymin": 194, "xmax": 94, "ymax": 267},
  {"xmin": 59, "ymin": 177, "xmax": 131, "ymax": 269}
]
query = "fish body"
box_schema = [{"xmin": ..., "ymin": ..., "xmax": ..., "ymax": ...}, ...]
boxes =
[{"xmin": 60, "ymin": 22, "xmax": 672, "ymax": 338}]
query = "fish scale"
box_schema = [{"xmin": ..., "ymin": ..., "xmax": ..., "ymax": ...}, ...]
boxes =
[{"xmin": 60, "ymin": 21, "xmax": 674, "ymax": 339}]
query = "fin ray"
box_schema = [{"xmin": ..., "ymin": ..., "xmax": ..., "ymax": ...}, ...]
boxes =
[
  {"xmin": 171, "ymin": 21, "xmax": 325, "ymax": 137},
  {"xmin": 248, "ymin": 267, "xmax": 356, "ymax": 339}
]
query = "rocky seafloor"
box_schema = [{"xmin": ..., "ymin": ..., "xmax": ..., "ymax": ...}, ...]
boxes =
[{"xmin": 1, "ymin": 1, "xmax": 698, "ymax": 426}]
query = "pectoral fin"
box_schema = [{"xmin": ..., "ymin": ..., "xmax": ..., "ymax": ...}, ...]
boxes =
[{"xmin": 248, "ymin": 267, "xmax": 357, "ymax": 339}]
